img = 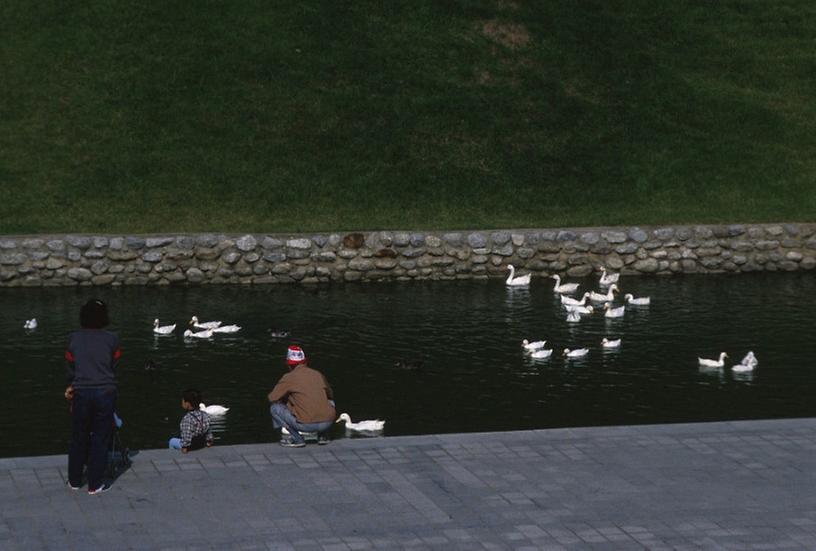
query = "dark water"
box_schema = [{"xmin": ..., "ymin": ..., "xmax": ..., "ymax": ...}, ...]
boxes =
[{"xmin": 1, "ymin": 273, "xmax": 815, "ymax": 458}]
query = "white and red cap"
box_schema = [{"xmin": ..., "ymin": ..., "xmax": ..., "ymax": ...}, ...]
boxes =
[{"xmin": 286, "ymin": 345, "xmax": 306, "ymax": 366}]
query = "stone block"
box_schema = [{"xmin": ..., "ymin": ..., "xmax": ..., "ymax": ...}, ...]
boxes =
[
  {"xmin": 287, "ymin": 238, "xmax": 312, "ymax": 250},
  {"xmin": 0, "ymin": 253, "xmax": 26, "ymax": 265},
  {"xmin": 492, "ymin": 243, "xmax": 514, "ymax": 256},
  {"xmin": 236, "ymin": 235, "xmax": 258, "ymax": 251},
  {"xmin": 348, "ymin": 258, "xmax": 374, "ymax": 271},
  {"xmin": 606, "ymin": 255, "xmax": 624, "ymax": 270},
  {"xmin": 185, "ymin": 268, "xmax": 204, "ymax": 283},
  {"xmin": 92, "ymin": 274, "xmax": 116, "ymax": 285},
  {"xmin": 286, "ymin": 248, "xmax": 311, "ymax": 259},
  {"xmin": 67, "ymin": 268, "xmax": 93, "ymax": 281},
  {"xmin": 653, "ymin": 228, "xmax": 675, "ymax": 241},
  {"xmin": 467, "ymin": 233, "xmax": 486, "ymax": 248},
  {"xmin": 425, "ymin": 235, "xmax": 442, "ymax": 248},
  {"xmin": 442, "ymin": 233, "xmax": 462, "ymax": 246},
  {"xmin": 491, "ymin": 231, "xmax": 510, "ymax": 245},
  {"xmin": 633, "ymin": 258, "xmax": 659, "ymax": 272},
  {"xmin": 125, "ymin": 236, "xmax": 146, "ymax": 249},
  {"xmin": 314, "ymin": 252, "xmax": 337, "ymax": 262},
  {"xmin": 46, "ymin": 240, "xmax": 66, "ymax": 251},
  {"xmin": 66, "ymin": 235, "xmax": 93, "ymax": 249},
  {"xmin": 401, "ymin": 248, "xmax": 425, "ymax": 258},
  {"xmin": 628, "ymin": 227, "xmax": 648, "ymax": 243},
  {"xmin": 567, "ymin": 265, "xmax": 593, "ymax": 277},
  {"xmin": 142, "ymin": 251, "xmax": 163, "ymax": 263},
  {"xmin": 537, "ymin": 241, "xmax": 561, "ymax": 253},
  {"xmin": 374, "ymin": 258, "xmax": 398, "ymax": 270},
  {"xmin": 146, "ymin": 236, "xmax": 174, "ymax": 248}
]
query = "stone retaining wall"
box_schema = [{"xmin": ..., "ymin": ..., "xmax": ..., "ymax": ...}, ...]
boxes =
[{"xmin": 1, "ymin": 223, "xmax": 814, "ymax": 287}]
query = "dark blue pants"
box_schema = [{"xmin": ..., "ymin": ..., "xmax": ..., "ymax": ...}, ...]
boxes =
[{"xmin": 68, "ymin": 387, "xmax": 116, "ymax": 490}]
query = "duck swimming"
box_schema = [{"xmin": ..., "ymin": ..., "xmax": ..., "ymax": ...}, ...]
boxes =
[
  {"xmin": 551, "ymin": 274, "xmax": 580, "ymax": 294},
  {"xmin": 394, "ymin": 358, "xmax": 424, "ymax": 371},
  {"xmin": 506, "ymin": 264, "xmax": 531, "ymax": 287},
  {"xmin": 698, "ymin": 352, "xmax": 728, "ymax": 368},
  {"xmin": 189, "ymin": 316, "xmax": 222, "ymax": 330},
  {"xmin": 153, "ymin": 319, "xmax": 176, "ymax": 335},
  {"xmin": 599, "ymin": 268, "xmax": 620, "ymax": 287}
]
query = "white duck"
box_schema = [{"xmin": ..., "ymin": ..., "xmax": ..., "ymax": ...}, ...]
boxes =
[
  {"xmin": 336, "ymin": 413, "xmax": 385, "ymax": 432},
  {"xmin": 200, "ymin": 403, "xmax": 229, "ymax": 415},
  {"xmin": 563, "ymin": 348, "xmax": 589, "ymax": 359},
  {"xmin": 565, "ymin": 304, "xmax": 594, "ymax": 315},
  {"xmin": 561, "ymin": 292, "xmax": 590, "ymax": 307},
  {"xmin": 566, "ymin": 310, "xmax": 581, "ymax": 323},
  {"xmin": 522, "ymin": 339, "xmax": 547, "ymax": 352},
  {"xmin": 732, "ymin": 351, "xmax": 758, "ymax": 373},
  {"xmin": 602, "ymin": 338, "xmax": 621, "ymax": 349},
  {"xmin": 529, "ymin": 348, "xmax": 553, "ymax": 359},
  {"xmin": 184, "ymin": 328, "xmax": 214, "ymax": 339},
  {"xmin": 153, "ymin": 319, "xmax": 176, "ymax": 335},
  {"xmin": 698, "ymin": 352, "xmax": 728, "ymax": 368},
  {"xmin": 212, "ymin": 324, "xmax": 241, "ymax": 334},
  {"xmin": 599, "ymin": 268, "xmax": 620, "ymax": 287},
  {"xmin": 190, "ymin": 316, "xmax": 222, "ymax": 330},
  {"xmin": 604, "ymin": 303, "xmax": 626, "ymax": 319},
  {"xmin": 589, "ymin": 284, "xmax": 619, "ymax": 302},
  {"xmin": 551, "ymin": 275, "xmax": 580, "ymax": 294},
  {"xmin": 24, "ymin": 318, "xmax": 38, "ymax": 329},
  {"xmin": 624, "ymin": 293, "xmax": 651, "ymax": 306},
  {"xmin": 505, "ymin": 264, "xmax": 531, "ymax": 287}
]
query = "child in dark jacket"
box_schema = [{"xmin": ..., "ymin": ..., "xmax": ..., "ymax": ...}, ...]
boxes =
[{"xmin": 168, "ymin": 389, "xmax": 213, "ymax": 453}]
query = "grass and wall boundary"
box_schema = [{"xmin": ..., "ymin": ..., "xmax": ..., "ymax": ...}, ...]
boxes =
[{"xmin": 1, "ymin": 223, "xmax": 814, "ymax": 287}]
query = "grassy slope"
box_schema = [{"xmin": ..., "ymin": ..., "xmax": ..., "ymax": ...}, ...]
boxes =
[{"xmin": 1, "ymin": 1, "xmax": 814, "ymax": 233}]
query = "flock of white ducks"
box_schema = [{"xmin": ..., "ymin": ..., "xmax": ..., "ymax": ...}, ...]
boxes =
[
  {"xmin": 511, "ymin": 264, "xmax": 760, "ymax": 372},
  {"xmin": 152, "ymin": 315, "xmax": 242, "ymax": 338},
  {"xmin": 515, "ymin": 266, "xmax": 645, "ymax": 362}
]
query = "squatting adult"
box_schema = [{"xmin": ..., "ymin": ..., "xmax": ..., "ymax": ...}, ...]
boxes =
[
  {"xmin": 267, "ymin": 345, "xmax": 336, "ymax": 447},
  {"xmin": 64, "ymin": 299, "xmax": 121, "ymax": 494}
]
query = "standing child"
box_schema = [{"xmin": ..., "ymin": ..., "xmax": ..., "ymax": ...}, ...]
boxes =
[{"xmin": 168, "ymin": 389, "xmax": 213, "ymax": 453}]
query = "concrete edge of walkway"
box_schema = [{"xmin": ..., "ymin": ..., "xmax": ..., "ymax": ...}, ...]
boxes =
[{"xmin": 2, "ymin": 416, "xmax": 811, "ymax": 471}]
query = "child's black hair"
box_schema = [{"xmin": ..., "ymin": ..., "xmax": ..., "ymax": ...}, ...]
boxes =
[
  {"xmin": 182, "ymin": 388, "xmax": 202, "ymax": 407},
  {"xmin": 79, "ymin": 298, "xmax": 109, "ymax": 329}
]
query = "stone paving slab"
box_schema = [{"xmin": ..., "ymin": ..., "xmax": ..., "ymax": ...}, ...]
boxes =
[{"xmin": 2, "ymin": 418, "xmax": 816, "ymax": 550}]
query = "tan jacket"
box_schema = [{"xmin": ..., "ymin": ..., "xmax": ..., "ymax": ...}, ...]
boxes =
[{"xmin": 268, "ymin": 364, "xmax": 336, "ymax": 423}]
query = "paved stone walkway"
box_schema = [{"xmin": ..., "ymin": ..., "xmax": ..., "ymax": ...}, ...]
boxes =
[{"xmin": 2, "ymin": 418, "xmax": 816, "ymax": 550}]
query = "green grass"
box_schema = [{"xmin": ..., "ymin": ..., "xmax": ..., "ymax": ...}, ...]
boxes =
[{"xmin": 1, "ymin": 1, "xmax": 815, "ymax": 233}]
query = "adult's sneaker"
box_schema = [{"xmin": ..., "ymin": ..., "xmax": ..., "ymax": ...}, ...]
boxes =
[
  {"xmin": 280, "ymin": 439, "xmax": 306, "ymax": 448},
  {"xmin": 88, "ymin": 483, "xmax": 111, "ymax": 495}
]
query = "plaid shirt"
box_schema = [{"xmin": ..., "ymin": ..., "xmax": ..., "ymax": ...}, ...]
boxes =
[{"xmin": 180, "ymin": 409, "xmax": 212, "ymax": 448}]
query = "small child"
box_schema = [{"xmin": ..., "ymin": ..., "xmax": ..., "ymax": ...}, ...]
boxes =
[{"xmin": 168, "ymin": 389, "xmax": 213, "ymax": 453}]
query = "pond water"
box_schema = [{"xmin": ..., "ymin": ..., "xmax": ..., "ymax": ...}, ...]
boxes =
[{"xmin": 1, "ymin": 273, "xmax": 815, "ymax": 458}]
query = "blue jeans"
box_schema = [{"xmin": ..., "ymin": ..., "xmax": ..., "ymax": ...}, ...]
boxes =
[
  {"xmin": 168, "ymin": 437, "xmax": 182, "ymax": 450},
  {"xmin": 69, "ymin": 387, "xmax": 116, "ymax": 490},
  {"xmin": 269, "ymin": 402, "xmax": 334, "ymax": 444}
]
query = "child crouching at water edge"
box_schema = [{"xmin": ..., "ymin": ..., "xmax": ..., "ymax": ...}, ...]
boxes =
[{"xmin": 168, "ymin": 389, "xmax": 213, "ymax": 453}]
